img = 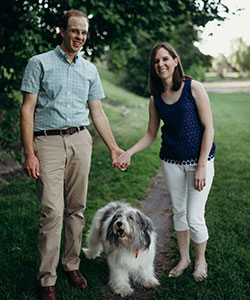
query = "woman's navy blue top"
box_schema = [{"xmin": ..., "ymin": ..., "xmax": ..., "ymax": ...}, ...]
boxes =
[{"xmin": 154, "ymin": 79, "xmax": 216, "ymax": 165}]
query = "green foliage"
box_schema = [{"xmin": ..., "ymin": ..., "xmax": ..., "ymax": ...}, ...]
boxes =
[
  {"xmin": 107, "ymin": 22, "xmax": 213, "ymax": 96},
  {"xmin": 0, "ymin": 90, "xmax": 23, "ymax": 162},
  {"xmin": 212, "ymin": 38, "xmax": 250, "ymax": 77},
  {"xmin": 0, "ymin": 0, "xmax": 229, "ymax": 156},
  {"xmin": 186, "ymin": 64, "xmax": 206, "ymax": 82},
  {"xmin": 229, "ymin": 38, "xmax": 250, "ymax": 72}
]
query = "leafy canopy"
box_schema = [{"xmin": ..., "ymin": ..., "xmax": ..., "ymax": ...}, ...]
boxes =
[{"xmin": 0, "ymin": 0, "xmax": 229, "ymax": 156}]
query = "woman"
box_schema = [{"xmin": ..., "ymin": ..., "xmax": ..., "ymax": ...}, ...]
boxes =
[{"xmin": 113, "ymin": 42, "xmax": 216, "ymax": 281}]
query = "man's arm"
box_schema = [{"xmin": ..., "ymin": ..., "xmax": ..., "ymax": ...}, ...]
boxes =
[
  {"xmin": 87, "ymin": 99, "xmax": 124, "ymax": 161},
  {"xmin": 21, "ymin": 92, "xmax": 40, "ymax": 180}
]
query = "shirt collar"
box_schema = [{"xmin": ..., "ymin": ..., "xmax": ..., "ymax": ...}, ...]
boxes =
[{"xmin": 55, "ymin": 45, "xmax": 79, "ymax": 63}]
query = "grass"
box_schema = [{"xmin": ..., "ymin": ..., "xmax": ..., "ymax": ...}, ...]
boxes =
[
  {"xmin": 0, "ymin": 65, "xmax": 161, "ymax": 300},
  {"xmin": 0, "ymin": 67, "xmax": 249, "ymax": 299},
  {"xmin": 150, "ymin": 93, "xmax": 250, "ymax": 300}
]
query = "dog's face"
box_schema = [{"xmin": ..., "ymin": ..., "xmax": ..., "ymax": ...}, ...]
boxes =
[
  {"xmin": 112, "ymin": 209, "xmax": 136, "ymax": 240},
  {"xmin": 106, "ymin": 207, "xmax": 153, "ymax": 249}
]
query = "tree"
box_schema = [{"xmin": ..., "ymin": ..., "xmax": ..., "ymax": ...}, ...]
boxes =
[
  {"xmin": 106, "ymin": 2, "xmax": 219, "ymax": 96},
  {"xmin": 229, "ymin": 38, "xmax": 250, "ymax": 72},
  {"xmin": 212, "ymin": 54, "xmax": 231, "ymax": 78},
  {"xmin": 0, "ymin": 0, "xmax": 229, "ymax": 157}
]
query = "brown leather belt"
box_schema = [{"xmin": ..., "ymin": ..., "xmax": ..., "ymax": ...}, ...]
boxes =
[{"xmin": 34, "ymin": 126, "xmax": 85, "ymax": 137}]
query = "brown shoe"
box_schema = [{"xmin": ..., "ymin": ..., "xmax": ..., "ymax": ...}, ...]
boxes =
[
  {"xmin": 65, "ymin": 270, "xmax": 88, "ymax": 289},
  {"xmin": 39, "ymin": 286, "xmax": 56, "ymax": 300}
]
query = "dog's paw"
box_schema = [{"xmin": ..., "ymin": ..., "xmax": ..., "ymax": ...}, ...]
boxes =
[
  {"xmin": 82, "ymin": 248, "xmax": 97, "ymax": 259},
  {"xmin": 115, "ymin": 285, "xmax": 134, "ymax": 297},
  {"xmin": 143, "ymin": 277, "xmax": 160, "ymax": 289}
]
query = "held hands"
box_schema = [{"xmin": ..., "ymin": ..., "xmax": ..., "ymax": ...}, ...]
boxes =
[
  {"xmin": 112, "ymin": 151, "xmax": 131, "ymax": 171},
  {"xmin": 194, "ymin": 164, "xmax": 206, "ymax": 191}
]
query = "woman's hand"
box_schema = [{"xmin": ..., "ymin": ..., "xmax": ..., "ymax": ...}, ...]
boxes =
[{"xmin": 194, "ymin": 164, "xmax": 206, "ymax": 191}]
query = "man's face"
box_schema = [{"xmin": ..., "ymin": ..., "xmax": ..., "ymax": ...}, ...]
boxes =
[{"xmin": 60, "ymin": 16, "xmax": 89, "ymax": 56}]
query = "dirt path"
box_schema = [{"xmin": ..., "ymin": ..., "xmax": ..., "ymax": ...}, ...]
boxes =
[
  {"xmin": 140, "ymin": 168, "xmax": 173, "ymax": 276},
  {"xmin": 203, "ymin": 80, "xmax": 250, "ymax": 94},
  {"xmin": 105, "ymin": 168, "xmax": 173, "ymax": 300}
]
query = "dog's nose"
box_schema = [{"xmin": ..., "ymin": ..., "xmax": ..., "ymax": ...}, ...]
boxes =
[{"xmin": 117, "ymin": 221, "xmax": 123, "ymax": 227}]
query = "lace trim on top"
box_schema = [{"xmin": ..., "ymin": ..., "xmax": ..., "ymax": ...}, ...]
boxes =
[{"xmin": 161, "ymin": 154, "xmax": 215, "ymax": 165}]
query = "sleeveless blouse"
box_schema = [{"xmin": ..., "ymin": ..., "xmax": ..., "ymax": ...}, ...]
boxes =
[{"xmin": 154, "ymin": 80, "xmax": 216, "ymax": 165}]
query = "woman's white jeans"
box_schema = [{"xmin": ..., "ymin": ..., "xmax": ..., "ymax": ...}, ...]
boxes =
[{"xmin": 161, "ymin": 159, "xmax": 214, "ymax": 244}]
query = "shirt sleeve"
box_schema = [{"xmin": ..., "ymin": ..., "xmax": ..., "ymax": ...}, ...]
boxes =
[
  {"xmin": 20, "ymin": 57, "xmax": 43, "ymax": 94},
  {"xmin": 88, "ymin": 68, "xmax": 105, "ymax": 100}
]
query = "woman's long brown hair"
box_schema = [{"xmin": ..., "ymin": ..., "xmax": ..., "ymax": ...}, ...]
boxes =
[{"xmin": 148, "ymin": 42, "xmax": 190, "ymax": 97}]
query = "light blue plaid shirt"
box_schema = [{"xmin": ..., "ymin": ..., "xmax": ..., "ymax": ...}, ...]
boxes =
[{"xmin": 21, "ymin": 46, "xmax": 105, "ymax": 131}]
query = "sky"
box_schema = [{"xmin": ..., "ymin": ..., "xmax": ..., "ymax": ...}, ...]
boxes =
[{"xmin": 195, "ymin": 0, "xmax": 250, "ymax": 58}]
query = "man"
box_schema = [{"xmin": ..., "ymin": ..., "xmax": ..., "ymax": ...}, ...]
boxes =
[{"xmin": 21, "ymin": 10, "xmax": 123, "ymax": 300}]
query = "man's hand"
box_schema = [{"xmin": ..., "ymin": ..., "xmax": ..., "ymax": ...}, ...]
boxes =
[{"xmin": 24, "ymin": 154, "xmax": 40, "ymax": 180}]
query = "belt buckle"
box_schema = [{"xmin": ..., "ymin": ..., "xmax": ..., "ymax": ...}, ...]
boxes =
[
  {"xmin": 59, "ymin": 129, "xmax": 64, "ymax": 136},
  {"xmin": 69, "ymin": 127, "xmax": 74, "ymax": 135}
]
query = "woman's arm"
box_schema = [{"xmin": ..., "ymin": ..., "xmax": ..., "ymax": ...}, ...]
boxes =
[
  {"xmin": 113, "ymin": 96, "xmax": 160, "ymax": 170},
  {"xmin": 191, "ymin": 80, "xmax": 214, "ymax": 191}
]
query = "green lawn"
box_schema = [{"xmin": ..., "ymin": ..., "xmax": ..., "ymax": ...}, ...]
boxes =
[
  {"xmin": 150, "ymin": 93, "xmax": 250, "ymax": 300},
  {"xmin": 0, "ymin": 67, "xmax": 249, "ymax": 299}
]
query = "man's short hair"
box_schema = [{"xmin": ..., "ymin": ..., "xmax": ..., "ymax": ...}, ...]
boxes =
[{"xmin": 60, "ymin": 10, "xmax": 89, "ymax": 30}]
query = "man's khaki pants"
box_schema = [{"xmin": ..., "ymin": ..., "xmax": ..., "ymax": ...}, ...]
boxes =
[{"xmin": 34, "ymin": 129, "xmax": 92, "ymax": 287}]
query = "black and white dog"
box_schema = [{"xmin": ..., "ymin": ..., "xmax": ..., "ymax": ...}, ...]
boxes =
[{"xmin": 83, "ymin": 201, "xmax": 159, "ymax": 297}]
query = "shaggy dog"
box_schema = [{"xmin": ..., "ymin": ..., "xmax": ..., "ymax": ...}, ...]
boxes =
[{"xmin": 82, "ymin": 201, "xmax": 160, "ymax": 297}]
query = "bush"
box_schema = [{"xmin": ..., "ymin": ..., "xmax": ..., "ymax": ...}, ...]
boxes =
[
  {"xmin": 0, "ymin": 90, "xmax": 23, "ymax": 161},
  {"xmin": 186, "ymin": 64, "xmax": 206, "ymax": 82}
]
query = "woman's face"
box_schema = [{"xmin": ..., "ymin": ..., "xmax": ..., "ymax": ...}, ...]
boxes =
[{"xmin": 153, "ymin": 47, "xmax": 178, "ymax": 81}]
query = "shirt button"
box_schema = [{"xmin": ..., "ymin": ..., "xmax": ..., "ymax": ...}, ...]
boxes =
[{"xmin": 68, "ymin": 91, "xmax": 70, "ymax": 94}]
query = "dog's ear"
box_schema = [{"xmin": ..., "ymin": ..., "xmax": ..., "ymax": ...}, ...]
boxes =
[
  {"xmin": 99, "ymin": 209, "xmax": 114, "ymax": 238},
  {"xmin": 136, "ymin": 212, "xmax": 154, "ymax": 249},
  {"xmin": 136, "ymin": 212, "xmax": 154, "ymax": 232},
  {"xmin": 106, "ymin": 214, "xmax": 119, "ymax": 247}
]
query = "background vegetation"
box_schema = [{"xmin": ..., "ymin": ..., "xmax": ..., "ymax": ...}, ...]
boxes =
[
  {"xmin": 211, "ymin": 37, "xmax": 250, "ymax": 77},
  {"xmin": 1, "ymin": 1, "xmax": 249, "ymax": 160},
  {"xmin": 0, "ymin": 66, "xmax": 249, "ymax": 300},
  {"xmin": 0, "ymin": 0, "xmax": 230, "ymax": 159}
]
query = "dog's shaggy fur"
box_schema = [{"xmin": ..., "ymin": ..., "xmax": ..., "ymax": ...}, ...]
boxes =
[{"xmin": 82, "ymin": 201, "xmax": 160, "ymax": 297}]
